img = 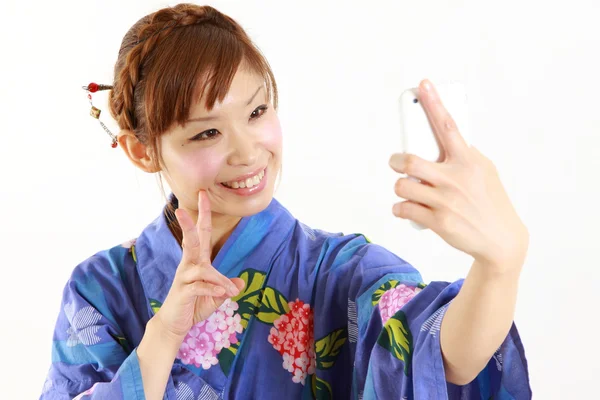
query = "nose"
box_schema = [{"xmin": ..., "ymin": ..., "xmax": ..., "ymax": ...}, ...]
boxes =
[{"xmin": 227, "ymin": 129, "xmax": 259, "ymax": 167}]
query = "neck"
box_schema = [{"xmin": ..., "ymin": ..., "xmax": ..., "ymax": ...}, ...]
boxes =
[
  {"xmin": 166, "ymin": 205, "xmax": 241, "ymax": 262},
  {"xmin": 207, "ymin": 212, "xmax": 242, "ymax": 260}
]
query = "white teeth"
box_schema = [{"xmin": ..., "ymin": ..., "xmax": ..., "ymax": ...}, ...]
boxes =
[{"xmin": 223, "ymin": 169, "xmax": 265, "ymax": 189}]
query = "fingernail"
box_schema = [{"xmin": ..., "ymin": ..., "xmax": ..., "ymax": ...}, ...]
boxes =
[
  {"xmin": 214, "ymin": 286, "xmax": 226, "ymax": 296},
  {"xmin": 229, "ymin": 285, "xmax": 240, "ymax": 296},
  {"xmin": 422, "ymin": 80, "xmax": 432, "ymax": 92},
  {"xmin": 389, "ymin": 153, "xmax": 405, "ymax": 167}
]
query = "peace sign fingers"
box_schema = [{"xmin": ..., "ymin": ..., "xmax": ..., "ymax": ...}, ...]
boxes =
[
  {"xmin": 175, "ymin": 206, "xmax": 202, "ymax": 266},
  {"xmin": 174, "ymin": 192, "xmax": 238, "ymax": 296},
  {"xmin": 196, "ymin": 190, "xmax": 213, "ymax": 264}
]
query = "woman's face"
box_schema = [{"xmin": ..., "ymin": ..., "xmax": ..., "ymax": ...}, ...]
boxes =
[{"xmin": 159, "ymin": 66, "xmax": 282, "ymax": 221}]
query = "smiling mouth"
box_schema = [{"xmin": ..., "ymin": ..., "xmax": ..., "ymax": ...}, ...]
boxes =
[{"xmin": 221, "ymin": 168, "xmax": 266, "ymax": 189}]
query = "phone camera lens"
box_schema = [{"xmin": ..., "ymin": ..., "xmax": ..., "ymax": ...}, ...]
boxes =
[{"xmin": 413, "ymin": 98, "xmax": 419, "ymax": 104}]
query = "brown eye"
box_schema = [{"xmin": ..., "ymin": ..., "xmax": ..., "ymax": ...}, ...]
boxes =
[
  {"xmin": 250, "ymin": 105, "xmax": 268, "ymax": 120},
  {"xmin": 192, "ymin": 129, "xmax": 219, "ymax": 141}
]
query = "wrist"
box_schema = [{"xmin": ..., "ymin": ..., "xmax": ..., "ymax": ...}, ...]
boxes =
[
  {"xmin": 475, "ymin": 223, "xmax": 529, "ymax": 276},
  {"xmin": 139, "ymin": 316, "xmax": 184, "ymax": 360},
  {"xmin": 137, "ymin": 316, "xmax": 182, "ymax": 400},
  {"xmin": 470, "ymin": 257, "xmax": 523, "ymax": 284}
]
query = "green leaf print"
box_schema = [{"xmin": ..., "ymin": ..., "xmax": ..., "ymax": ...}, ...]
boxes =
[
  {"xmin": 371, "ymin": 280, "xmax": 400, "ymax": 306},
  {"xmin": 232, "ymin": 269, "xmax": 267, "ymax": 329},
  {"xmin": 256, "ymin": 287, "xmax": 290, "ymax": 324},
  {"xmin": 131, "ymin": 244, "xmax": 138, "ymax": 263},
  {"xmin": 311, "ymin": 374, "xmax": 333, "ymax": 400},
  {"xmin": 149, "ymin": 299, "xmax": 162, "ymax": 314},
  {"xmin": 377, "ymin": 311, "xmax": 413, "ymax": 375},
  {"xmin": 314, "ymin": 328, "xmax": 347, "ymax": 369},
  {"xmin": 217, "ymin": 341, "xmax": 240, "ymax": 376},
  {"xmin": 115, "ymin": 335, "xmax": 130, "ymax": 353}
]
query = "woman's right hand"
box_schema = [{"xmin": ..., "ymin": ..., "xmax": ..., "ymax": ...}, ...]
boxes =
[{"xmin": 154, "ymin": 190, "xmax": 245, "ymax": 341}]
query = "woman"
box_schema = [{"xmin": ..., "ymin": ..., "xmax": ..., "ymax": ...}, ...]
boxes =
[{"xmin": 41, "ymin": 3, "xmax": 531, "ymax": 399}]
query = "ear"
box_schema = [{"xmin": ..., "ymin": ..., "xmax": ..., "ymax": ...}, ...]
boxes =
[{"xmin": 118, "ymin": 130, "xmax": 161, "ymax": 173}]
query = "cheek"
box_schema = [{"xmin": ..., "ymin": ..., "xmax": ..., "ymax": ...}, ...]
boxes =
[
  {"xmin": 259, "ymin": 117, "xmax": 283, "ymax": 154},
  {"xmin": 174, "ymin": 149, "xmax": 226, "ymax": 185}
]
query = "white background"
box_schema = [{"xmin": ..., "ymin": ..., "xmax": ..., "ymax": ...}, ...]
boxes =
[{"xmin": 1, "ymin": 0, "xmax": 599, "ymax": 398}]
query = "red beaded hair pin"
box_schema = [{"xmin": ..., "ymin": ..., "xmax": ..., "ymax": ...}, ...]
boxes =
[{"xmin": 82, "ymin": 82, "xmax": 118, "ymax": 148}]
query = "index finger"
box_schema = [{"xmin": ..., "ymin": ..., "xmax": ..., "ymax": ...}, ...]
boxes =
[
  {"xmin": 418, "ymin": 79, "xmax": 469, "ymax": 161},
  {"xmin": 175, "ymin": 207, "xmax": 201, "ymax": 264},
  {"xmin": 196, "ymin": 190, "xmax": 212, "ymax": 264}
]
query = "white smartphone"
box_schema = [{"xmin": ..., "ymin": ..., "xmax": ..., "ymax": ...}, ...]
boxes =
[{"xmin": 398, "ymin": 81, "xmax": 471, "ymax": 230}]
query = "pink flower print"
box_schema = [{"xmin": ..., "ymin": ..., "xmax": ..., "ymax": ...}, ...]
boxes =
[
  {"xmin": 290, "ymin": 301, "xmax": 306, "ymax": 319},
  {"xmin": 396, "ymin": 284, "xmax": 419, "ymax": 297},
  {"xmin": 380, "ymin": 307, "xmax": 389, "ymax": 323},
  {"xmin": 379, "ymin": 290, "xmax": 393, "ymax": 308},
  {"xmin": 282, "ymin": 352, "xmax": 296, "ymax": 373},
  {"xmin": 268, "ymin": 327, "xmax": 283, "ymax": 351},
  {"xmin": 120, "ymin": 238, "xmax": 137, "ymax": 249},
  {"xmin": 293, "ymin": 303, "xmax": 311, "ymax": 324},
  {"xmin": 289, "ymin": 316, "xmax": 303, "ymax": 333},
  {"xmin": 176, "ymin": 299, "xmax": 243, "ymax": 370},
  {"xmin": 195, "ymin": 351, "xmax": 219, "ymax": 370},
  {"xmin": 229, "ymin": 332, "xmax": 239, "ymax": 345},
  {"xmin": 178, "ymin": 342, "xmax": 196, "ymax": 365},
  {"xmin": 222, "ymin": 298, "xmax": 239, "ymax": 317},
  {"xmin": 212, "ymin": 331, "xmax": 230, "ymax": 352},
  {"xmin": 295, "ymin": 352, "xmax": 309, "ymax": 370},
  {"xmin": 204, "ymin": 320, "xmax": 217, "ymax": 334},
  {"xmin": 185, "ymin": 336, "xmax": 198, "ymax": 349},
  {"xmin": 378, "ymin": 284, "xmax": 422, "ymax": 325},
  {"xmin": 206, "ymin": 311, "xmax": 227, "ymax": 332},
  {"xmin": 226, "ymin": 314, "xmax": 243, "ymax": 335},
  {"xmin": 195, "ymin": 333, "xmax": 213, "ymax": 356},
  {"xmin": 283, "ymin": 332, "xmax": 297, "ymax": 353},
  {"xmin": 292, "ymin": 368, "xmax": 307, "ymax": 385},
  {"xmin": 274, "ymin": 314, "xmax": 290, "ymax": 331},
  {"xmin": 296, "ymin": 330, "xmax": 309, "ymax": 352},
  {"xmin": 188, "ymin": 325, "xmax": 201, "ymax": 338}
]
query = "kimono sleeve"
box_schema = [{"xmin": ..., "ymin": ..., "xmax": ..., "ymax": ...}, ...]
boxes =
[
  {"xmin": 314, "ymin": 234, "xmax": 531, "ymax": 399},
  {"xmin": 350, "ymin": 240, "xmax": 532, "ymax": 399},
  {"xmin": 39, "ymin": 255, "xmax": 146, "ymax": 399}
]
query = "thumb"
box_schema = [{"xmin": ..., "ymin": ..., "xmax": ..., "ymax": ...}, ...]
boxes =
[
  {"xmin": 211, "ymin": 278, "xmax": 246, "ymax": 309},
  {"xmin": 231, "ymin": 278, "xmax": 246, "ymax": 293}
]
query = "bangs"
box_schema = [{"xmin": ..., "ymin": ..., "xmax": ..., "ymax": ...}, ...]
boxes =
[{"xmin": 141, "ymin": 22, "xmax": 277, "ymax": 136}]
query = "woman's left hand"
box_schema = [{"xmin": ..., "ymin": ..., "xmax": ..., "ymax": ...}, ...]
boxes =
[{"xmin": 389, "ymin": 79, "xmax": 529, "ymax": 274}]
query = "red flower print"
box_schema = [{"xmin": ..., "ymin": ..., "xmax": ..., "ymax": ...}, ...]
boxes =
[{"xmin": 268, "ymin": 299, "xmax": 315, "ymax": 385}]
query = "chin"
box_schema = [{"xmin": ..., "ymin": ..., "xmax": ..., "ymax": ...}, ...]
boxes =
[{"xmin": 237, "ymin": 195, "xmax": 274, "ymax": 217}]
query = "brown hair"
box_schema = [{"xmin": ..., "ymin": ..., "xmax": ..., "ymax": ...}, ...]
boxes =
[{"xmin": 107, "ymin": 3, "xmax": 279, "ymax": 245}]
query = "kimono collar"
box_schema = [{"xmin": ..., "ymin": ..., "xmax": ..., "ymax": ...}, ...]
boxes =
[{"xmin": 134, "ymin": 193, "xmax": 295, "ymax": 314}]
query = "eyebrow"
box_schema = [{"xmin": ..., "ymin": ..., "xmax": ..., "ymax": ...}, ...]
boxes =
[{"xmin": 186, "ymin": 85, "xmax": 264, "ymax": 123}]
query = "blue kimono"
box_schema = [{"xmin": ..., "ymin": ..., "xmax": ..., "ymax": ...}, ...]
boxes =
[{"xmin": 40, "ymin": 194, "xmax": 531, "ymax": 399}]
